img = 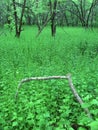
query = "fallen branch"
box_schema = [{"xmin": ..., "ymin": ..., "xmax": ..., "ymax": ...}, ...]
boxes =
[
  {"xmin": 15, "ymin": 74, "xmax": 92, "ymax": 119},
  {"xmin": 67, "ymin": 74, "xmax": 92, "ymax": 119},
  {"xmin": 15, "ymin": 75, "xmax": 68, "ymax": 98}
]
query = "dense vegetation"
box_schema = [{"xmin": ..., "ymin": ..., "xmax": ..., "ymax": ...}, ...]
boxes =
[
  {"xmin": 0, "ymin": 0, "xmax": 98, "ymax": 129},
  {"xmin": 0, "ymin": 27, "xmax": 98, "ymax": 130},
  {"xmin": 1, "ymin": 0, "xmax": 98, "ymax": 37}
]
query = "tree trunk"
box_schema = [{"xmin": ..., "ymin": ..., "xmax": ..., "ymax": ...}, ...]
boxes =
[
  {"xmin": 18, "ymin": 0, "xmax": 26, "ymax": 37},
  {"xmin": 12, "ymin": 0, "xmax": 26, "ymax": 37},
  {"xmin": 12, "ymin": 0, "xmax": 19, "ymax": 37},
  {"xmin": 49, "ymin": 0, "xmax": 57, "ymax": 37}
]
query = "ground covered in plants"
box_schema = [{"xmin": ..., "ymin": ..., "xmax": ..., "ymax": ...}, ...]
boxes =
[{"xmin": 0, "ymin": 27, "xmax": 98, "ymax": 130}]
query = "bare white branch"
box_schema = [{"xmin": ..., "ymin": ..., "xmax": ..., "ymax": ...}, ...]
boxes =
[
  {"xmin": 15, "ymin": 75, "xmax": 68, "ymax": 98},
  {"xmin": 67, "ymin": 74, "xmax": 92, "ymax": 119},
  {"xmin": 15, "ymin": 74, "xmax": 92, "ymax": 119}
]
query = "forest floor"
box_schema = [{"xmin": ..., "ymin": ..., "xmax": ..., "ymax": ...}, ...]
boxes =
[{"xmin": 0, "ymin": 26, "xmax": 98, "ymax": 130}]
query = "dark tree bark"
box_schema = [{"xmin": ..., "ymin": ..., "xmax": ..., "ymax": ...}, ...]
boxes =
[
  {"xmin": 36, "ymin": 0, "xmax": 58, "ymax": 37},
  {"xmin": 49, "ymin": 0, "xmax": 58, "ymax": 37},
  {"xmin": 27, "ymin": 16, "xmax": 32, "ymax": 25},
  {"xmin": 18, "ymin": 0, "xmax": 26, "ymax": 37},
  {"xmin": 67, "ymin": 0, "xmax": 98, "ymax": 28},
  {"xmin": 71, "ymin": 0, "xmax": 86, "ymax": 27},
  {"xmin": 86, "ymin": 0, "xmax": 98, "ymax": 27},
  {"xmin": 58, "ymin": 2, "xmax": 69, "ymax": 26},
  {"xmin": 12, "ymin": 0, "xmax": 26, "ymax": 37}
]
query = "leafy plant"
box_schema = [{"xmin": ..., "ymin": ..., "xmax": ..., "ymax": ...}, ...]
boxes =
[{"xmin": 0, "ymin": 27, "xmax": 98, "ymax": 129}]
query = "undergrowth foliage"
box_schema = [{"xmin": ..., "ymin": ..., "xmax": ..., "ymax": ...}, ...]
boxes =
[{"xmin": 0, "ymin": 27, "xmax": 98, "ymax": 130}]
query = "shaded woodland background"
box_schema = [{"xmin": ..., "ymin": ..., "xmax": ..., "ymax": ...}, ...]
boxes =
[{"xmin": 0, "ymin": 0, "xmax": 98, "ymax": 37}]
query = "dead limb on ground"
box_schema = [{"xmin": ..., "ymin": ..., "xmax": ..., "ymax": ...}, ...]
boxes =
[{"xmin": 15, "ymin": 73, "xmax": 92, "ymax": 119}]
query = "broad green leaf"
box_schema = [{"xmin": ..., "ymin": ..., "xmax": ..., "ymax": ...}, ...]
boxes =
[
  {"xmin": 89, "ymin": 120, "xmax": 98, "ymax": 130},
  {"xmin": 12, "ymin": 121, "xmax": 18, "ymax": 127}
]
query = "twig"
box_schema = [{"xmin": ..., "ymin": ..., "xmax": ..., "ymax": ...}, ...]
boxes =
[{"xmin": 15, "ymin": 74, "xmax": 92, "ymax": 119}]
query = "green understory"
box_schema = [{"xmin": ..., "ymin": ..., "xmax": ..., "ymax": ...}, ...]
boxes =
[{"xmin": 0, "ymin": 26, "xmax": 98, "ymax": 130}]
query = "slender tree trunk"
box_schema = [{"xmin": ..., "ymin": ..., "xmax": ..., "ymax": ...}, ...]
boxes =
[
  {"xmin": 86, "ymin": 0, "xmax": 96, "ymax": 28},
  {"xmin": 18, "ymin": 0, "xmax": 26, "ymax": 37},
  {"xmin": 49, "ymin": 0, "xmax": 57, "ymax": 37},
  {"xmin": 12, "ymin": 0, "xmax": 18, "ymax": 36},
  {"xmin": 27, "ymin": 16, "xmax": 32, "ymax": 25},
  {"xmin": 36, "ymin": 15, "xmax": 41, "ymax": 31},
  {"xmin": 12, "ymin": 0, "xmax": 26, "ymax": 37}
]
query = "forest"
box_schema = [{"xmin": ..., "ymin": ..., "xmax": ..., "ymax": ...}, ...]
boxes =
[{"xmin": 0, "ymin": 0, "xmax": 98, "ymax": 130}]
